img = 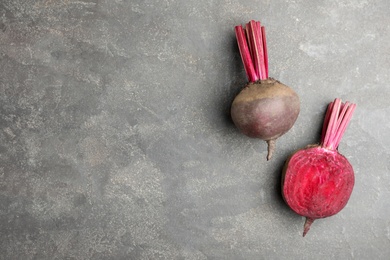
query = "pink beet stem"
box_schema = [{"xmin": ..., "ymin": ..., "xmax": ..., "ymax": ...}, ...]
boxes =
[
  {"xmin": 235, "ymin": 25, "xmax": 258, "ymax": 82},
  {"xmin": 321, "ymin": 98, "xmax": 356, "ymax": 150},
  {"xmin": 333, "ymin": 103, "xmax": 356, "ymax": 148},
  {"xmin": 261, "ymin": 26, "xmax": 269, "ymax": 78},
  {"xmin": 247, "ymin": 21, "xmax": 263, "ymax": 80},
  {"xmin": 321, "ymin": 102, "xmax": 333, "ymax": 142},
  {"xmin": 245, "ymin": 25, "xmax": 253, "ymax": 67},
  {"xmin": 256, "ymin": 21, "xmax": 267, "ymax": 79},
  {"xmin": 322, "ymin": 99, "xmax": 340, "ymax": 149},
  {"xmin": 235, "ymin": 20, "xmax": 269, "ymax": 82},
  {"xmin": 254, "ymin": 21, "xmax": 267, "ymax": 80}
]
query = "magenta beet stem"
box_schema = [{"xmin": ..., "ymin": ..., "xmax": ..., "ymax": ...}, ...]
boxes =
[
  {"xmin": 321, "ymin": 98, "xmax": 357, "ymax": 150},
  {"xmin": 235, "ymin": 25, "xmax": 258, "ymax": 82},
  {"xmin": 261, "ymin": 26, "xmax": 269, "ymax": 79},
  {"xmin": 235, "ymin": 20, "xmax": 269, "ymax": 82}
]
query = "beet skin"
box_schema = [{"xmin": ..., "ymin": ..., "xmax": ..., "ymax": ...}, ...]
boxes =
[{"xmin": 231, "ymin": 78, "xmax": 300, "ymax": 159}]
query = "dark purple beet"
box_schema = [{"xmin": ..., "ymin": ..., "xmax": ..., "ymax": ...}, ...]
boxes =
[{"xmin": 231, "ymin": 78, "xmax": 300, "ymax": 160}]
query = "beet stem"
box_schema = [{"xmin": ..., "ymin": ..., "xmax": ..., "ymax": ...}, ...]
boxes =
[
  {"xmin": 266, "ymin": 139, "xmax": 276, "ymax": 161},
  {"xmin": 235, "ymin": 25, "xmax": 258, "ymax": 82},
  {"xmin": 321, "ymin": 102, "xmax": 333, "ymax": 142},
  {"xmin": 245, "ymin": 25, "xmax": 254, "ymax": 69},
  {"xmin": 261, "ymin": 26, "xmax": 269, "ymax": 78},
  {"xmin": 323, "ymin": 99, "xmax": 341, "ymax": 149},
  {"xmin": 250, "ymin": 21, "xmax": 267, "ymax": 80},
  {"xmin": 256, "ymin": 21, "xmax": 267, "ymax": 80},
  {"xmin": 303, "ymin": 217, "xmax": 314, "ymax": 237},
  {"xmin": 333, "ymin": 103, "xmax": 356, "ymax": 148},
  {"xmin": 321, "ymin": 98, "xmax": 356, "ymax": 150},
  {"xmin": 235, "ymin": 20, "xmax": 269, "ymax": 82},
  {"xmin": 246, "ymin": 21, "xmax": 263, "ymax": 80}
]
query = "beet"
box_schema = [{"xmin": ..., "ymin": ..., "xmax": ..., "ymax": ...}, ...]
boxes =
[
  {"xmin": 232, "ymin": 20, "xmax": 300, "ymax": 160},
  {"xmin": 282, "ymin": 98, "xmax": 356, "ymax": 236}
]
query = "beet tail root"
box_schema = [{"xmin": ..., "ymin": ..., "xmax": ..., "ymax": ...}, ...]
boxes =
[
  {"xmin": 303, "ymin": 218, "xmax": 314, "ymax": 237},
  {"xmin": 266, "ymin": 139, "xmax": 276, "ymax": 160}
]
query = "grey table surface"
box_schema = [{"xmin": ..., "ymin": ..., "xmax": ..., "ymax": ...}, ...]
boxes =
[{"xmin": 1, "ymin": 0, "xmax": 389, "ymax": 259}]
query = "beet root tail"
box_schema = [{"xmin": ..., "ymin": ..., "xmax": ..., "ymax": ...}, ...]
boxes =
[
  {"xmin": 303, "ymin": 217, "xmax": 314, "ymax": 237},
  {"xmin": 266, "ymin": 139, "xmax": 276, "ymax": 160}
]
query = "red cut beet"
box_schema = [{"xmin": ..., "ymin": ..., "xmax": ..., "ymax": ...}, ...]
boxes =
[
  {"xmin": 282, "ymin": 98, "xmax": 356, "ymax": 236},
  {"xmin": 231, "ymin": 20, "xmax": 300, "ymax": 160}
]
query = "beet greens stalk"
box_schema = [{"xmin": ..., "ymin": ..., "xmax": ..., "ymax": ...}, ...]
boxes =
[
  {"xmin": 282, "ymin": 98, "xmax": 356, "ymax": 237},
  {"xmin": 235, "ymin": 20, "xmax": 268, "ymax": 82},
  {"xmin": 321, "ymin": 99, "xmax": 357, "ymax": 150},
  {"xmin": 231, "ymin": 20, "xmax": 300, "ymax": 160}
]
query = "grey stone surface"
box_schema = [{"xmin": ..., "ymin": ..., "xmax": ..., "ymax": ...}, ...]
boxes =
[{"xmin": 1, "ymin": 0, "xmax": 389, "ymax": 259}]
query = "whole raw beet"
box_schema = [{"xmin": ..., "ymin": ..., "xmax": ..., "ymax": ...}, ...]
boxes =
[{"xmin": 231, "ymin": 78, "xmax": 300, "ymax": 159}]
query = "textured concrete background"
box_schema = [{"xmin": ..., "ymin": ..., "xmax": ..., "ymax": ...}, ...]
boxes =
[{"xmin": 1, "ymin": 0, "xmax": 389, "ymax": 259}]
